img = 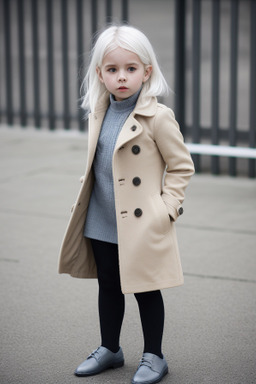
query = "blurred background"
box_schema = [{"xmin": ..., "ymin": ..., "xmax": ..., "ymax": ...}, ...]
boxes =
[{"xmin": 0, "ymin": 0, "xmax": 255, "ymax": 176}]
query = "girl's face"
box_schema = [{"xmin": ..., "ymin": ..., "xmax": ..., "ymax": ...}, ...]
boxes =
[{"xmin": 96, "ymin": 47, "xmax": 152, "ymax": 101}]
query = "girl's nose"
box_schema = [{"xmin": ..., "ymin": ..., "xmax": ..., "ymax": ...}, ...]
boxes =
[{"xmin": 118, "ymin": 71, "xmax": 126, "ymax": 82}]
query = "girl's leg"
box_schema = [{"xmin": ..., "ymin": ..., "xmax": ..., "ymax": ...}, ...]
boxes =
[
  {"xmin": 91, "ymin": 239, "xmax": 125, "ymax": 353},
  {"xmin": 134, "ymin": 290, "xmax": 164, "ymax": 358}
]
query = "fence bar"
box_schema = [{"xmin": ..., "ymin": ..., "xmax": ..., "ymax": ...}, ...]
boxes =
[
  {"xmin": 229, "ymin": 0, "xmax": 239, "ymax": 176},
  {"xmin": 186, "ymin": 143, "xmax": 256, "ymax": 159},
  {"xmin": 76, "ymin": 0, "xmax": 85, "ymax": 131},
  {"xmin": 17, "ymin": 0, "xmax": 27, "ymax": 127},
  {"xmin": 61, "ymin": 0, "xmax": 70, "ymax": 129},
  {"xmin": 174, "ymin": 0, "xmax": 186, "ymax": 135},
  {"xmin": 192, "ymin": 0, "xmax": 201, "ymax": 172},
  {"xmin": 106, "ymin": 0, "xmax": 112, "ymax": 23},
  {"xmin": 91, "ymin": 0, "xmax": 98, "ymax": 39},
  {"xmin": 31, "ymin": 0, "xmax": 40, "ymax": 128},
  {"xmin": 3, "ymin": 0, "xmax": 13, "ymax": 125},
  {"xmin": 46, "ymin": 0, "xmax": 55, "ymax": 129},
  {"xmin": 249, "ymin": 0, "xmax": 256, "ymax": 178},
  {"xmin": 122, "ymin": 0, "xmax": 129, "ymax": 23},
  {"xmin": 211, "ymin": 0, "xmax": 220, "ymax": 174}
]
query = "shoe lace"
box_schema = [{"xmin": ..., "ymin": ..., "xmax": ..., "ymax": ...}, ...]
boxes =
[
  {"xmin": 138, "ymin": 356, "xmax": 152, "ymax": 369},
  {"xmin": 88, "ymin": 347, "xmax": 101, "ymax": 360}
]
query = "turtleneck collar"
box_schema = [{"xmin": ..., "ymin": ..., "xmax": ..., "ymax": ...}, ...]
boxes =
[{"xmin": 109, "ymin": 88, "xmax": 142, "ymax": 112}]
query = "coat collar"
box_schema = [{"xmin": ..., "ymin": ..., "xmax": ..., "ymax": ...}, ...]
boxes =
[{"xmin": 133, "ymin": 89, "xmax": 158, "ymax": 117}]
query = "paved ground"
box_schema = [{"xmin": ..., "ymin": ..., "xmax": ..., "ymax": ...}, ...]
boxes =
[{"xmin": 0, "ymin": 126, "xmax": 256, "ymax": 384}]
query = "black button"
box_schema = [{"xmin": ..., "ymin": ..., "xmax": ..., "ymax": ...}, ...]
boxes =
[
  {"xmin": 132, "ymin": 145, "xmax": 140, "ymax": 155},
  {"xmin": 133, "ymin": 177, "xmax": 141, "ymax": 186},
  {"xmin": 178, "ymin": 207, "xmax": 184, "ymax": 215},
  {"xmin": 134, "ymin": 208, "xmax": 143, "ymax": 217},
  {"xmin": 131, "ymin": 125, "xmax": 137, "ymax": 131}
]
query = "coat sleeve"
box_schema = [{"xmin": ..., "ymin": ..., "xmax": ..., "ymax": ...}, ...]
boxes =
[{"xmin": 153, "ymin": 106, "xmax": 195, "ymax": 221}]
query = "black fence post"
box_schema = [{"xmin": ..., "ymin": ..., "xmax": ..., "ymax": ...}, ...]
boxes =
[
  {"xmin": 192, "ymin": 0, "xmax": 201, "ymax": 173},
  {"xmin": 61, "ymin": 0, "xmax": 70, "ymax": 130},
  {"xmin": 17, "ymin": 0, "xmax": 27, "ymax": 127},
  {"xmin": 76, "ymin": 0, "xmax": 85, "ymax": 131},
  {"xmin": 229, "ymin": 0, "xmax": 239, "ymax": 176},
  {"xmin": 211, "ymin": 0, "xmax": 220, "ymax": 175},
  {"xmin": 249, "ymin": 0, "xmax": 256, "ymax": 178},
  {"xmin": 46, "ymin": 0, "xmax": 55, "ymax": 130},
  {"xmin": 106, "ymin": 0, "xmax": 112, "ymax": 23},
  {"xmin": 31, "ymin": 0, "xmax": 41, "ymax": 128},
  {"xmin": 3, "ymin": 0, "xmax": 13, "ymax": 125},
  {"xmin": 122, "ymin": 0, "xmax": 129, "ymax": 23},
  {"xmin": 91, "ymin": 0, "xmax": 98, "ymax": 40},
  {"xmin": 174, "ymin": 0, "xmax": 186, "ymax": 136}
]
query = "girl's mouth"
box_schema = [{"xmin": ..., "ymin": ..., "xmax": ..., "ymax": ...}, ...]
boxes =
[{"xmin": 118, "ymin": 86, "xmax": 128, "ymax": 90}]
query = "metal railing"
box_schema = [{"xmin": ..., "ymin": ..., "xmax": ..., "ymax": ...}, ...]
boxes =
[
  {"xmin": 0, "ymin": 0, "xmax": 255, "ymax": 177},
  {"xmin": 175, "ymin": 0, "xmax": 256, "ymax": 177},
  {"xmin": 1, "ymin": 0, "xmax": 129, "ymax": 132}
]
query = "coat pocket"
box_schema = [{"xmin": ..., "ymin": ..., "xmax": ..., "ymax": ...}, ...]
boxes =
[{"xmin": 150, "ymin": 193, "xmax": 171, "ymax": 236}]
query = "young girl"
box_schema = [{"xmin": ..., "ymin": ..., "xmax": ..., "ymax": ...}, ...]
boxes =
[{"xmin": 59, "ymin": 25, "xmax": 194, "ymax": 384}]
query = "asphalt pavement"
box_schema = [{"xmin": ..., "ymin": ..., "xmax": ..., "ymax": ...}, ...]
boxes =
[{"xmin": 0, "ymin": 125, "xmax": 256, "ymax": 384}]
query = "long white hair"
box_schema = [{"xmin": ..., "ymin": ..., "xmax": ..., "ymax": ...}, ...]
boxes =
[{"xmin": 81, "ymin": 25, "xmax": 169, "ymax": 114}]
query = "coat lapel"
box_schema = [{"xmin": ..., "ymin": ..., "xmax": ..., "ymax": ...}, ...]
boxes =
[
  {"xmin": 85, "ymin": 90, "xmax": 110, "ymax": 173},
  {"xmin": 87, "ymin": 89, "xmax": 158, "ymax": 162},
  {"xmin": 114, "ymin": 115, "xmax": 143, "ymax": 150},
  {"xmin": 86, "ymin": 110, "xmax": 105, "ymax": 173},
  {"xmin": 114, "ymin": 93, "xmax": 157, "ymax": 150}
]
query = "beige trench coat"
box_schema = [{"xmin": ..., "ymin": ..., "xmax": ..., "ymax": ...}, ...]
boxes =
[{"xmin": 58, "ymin": 89, "xmax": 194, "ymax": 294}]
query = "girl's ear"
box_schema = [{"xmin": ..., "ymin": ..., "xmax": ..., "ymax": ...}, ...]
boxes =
[
  {"xmin": 143, "ymin": 65, "xmax": 153, "ymax": 83},
  {"xmin": 96, "ymin": 66, "xmax": 104, "ymax": 83}
]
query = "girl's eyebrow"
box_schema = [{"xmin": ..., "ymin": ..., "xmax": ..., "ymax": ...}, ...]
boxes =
[
  {"xmin": 126, "ymin": 62, "xmax": 139, "ymax": 66},
  {"xmin": 104, "ymin": 64, "xmax": 117, "ymax": 68},
  {"xmin": 104, "ymin": 62, "xmax": 140, "ymax": 68}
]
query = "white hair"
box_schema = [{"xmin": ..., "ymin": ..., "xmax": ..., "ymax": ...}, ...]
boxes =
[{"xmin": 81, "ymin": 25, "xmax": 170, "ymax": 114}]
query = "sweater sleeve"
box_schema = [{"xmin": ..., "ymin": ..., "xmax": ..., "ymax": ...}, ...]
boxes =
[{"xmin": 153, "ymin": 106, "xmax": 195, "ymax": 221}]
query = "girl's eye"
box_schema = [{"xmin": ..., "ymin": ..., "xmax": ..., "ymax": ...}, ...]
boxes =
[
  {"xmin": 108, "ymin": 68, "xmax": 116, "ymax": 73},
  {"xmin": 128, "ymin": 67, "xmax": 136, "ymax": 72}
]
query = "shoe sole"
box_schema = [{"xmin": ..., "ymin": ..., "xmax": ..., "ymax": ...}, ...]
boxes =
[
  {"xmin": 74, "ymin": 360, "xmax": 124, "ymax": 377},
  {"xmin": 131, "ymin": 367, "xmax": 168, "ymax": 384}
]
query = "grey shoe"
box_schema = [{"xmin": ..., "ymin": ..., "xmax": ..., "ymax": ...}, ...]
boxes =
[
  {"xmin": 74, "ymin": 346, "xmax": 124, "ymax": 377},
  {"xmin": 132, "ymin": 353, "xmax": 168, "ymax": 384}
]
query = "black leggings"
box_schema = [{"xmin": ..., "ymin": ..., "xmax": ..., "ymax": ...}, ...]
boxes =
[{"xmin": 91, "ymin": 239, "xmax": 165, "ymax": 358}]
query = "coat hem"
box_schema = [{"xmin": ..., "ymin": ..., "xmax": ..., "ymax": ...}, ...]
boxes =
[
  {"xmin": 59, "ymin": 270, "xmax": 97, "ymax": 279},
  {"xmin": 121, "ymin": 278, "xmax": 184, "ymax": 294}
]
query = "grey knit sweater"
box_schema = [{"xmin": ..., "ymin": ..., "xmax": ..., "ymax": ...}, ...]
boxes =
[{"xmin": 84, "ymin": 90, "xmax": 140, "ymax": 244}]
